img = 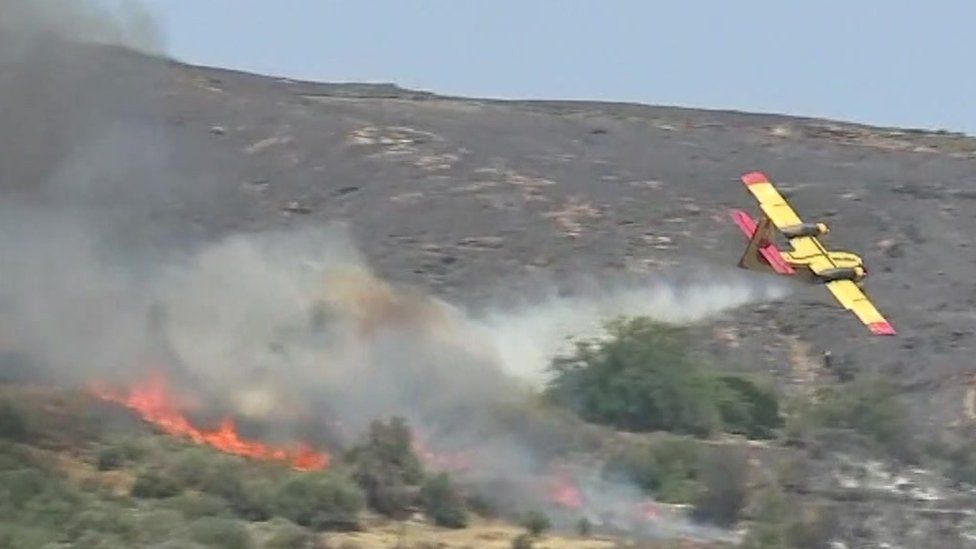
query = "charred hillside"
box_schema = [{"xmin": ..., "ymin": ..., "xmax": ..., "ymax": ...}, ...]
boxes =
[
  {"xmin": 45, "ymin": 48, "xmax": 976, "ymax": 418},
  {"xmin": 5, "ymin": 39, "xmax": 976, "ymax": 548}
]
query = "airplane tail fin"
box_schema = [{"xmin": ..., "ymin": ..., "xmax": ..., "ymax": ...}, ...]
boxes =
[{"xmin": 730, "ymin": 210, "xmax": 795, "ymax": 275}]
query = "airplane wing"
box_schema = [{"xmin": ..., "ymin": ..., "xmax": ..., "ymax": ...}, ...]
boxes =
[
  {"xmin": 740, "ymin": 171, "xmax": 804, "ymax": 228},
  {"xmin": 740, "ymin": 171, "xmax": 838, "ymax": 270},
  {"xmin": 825, "ymin": 280, "xmax": 896, "ymax": 335}
]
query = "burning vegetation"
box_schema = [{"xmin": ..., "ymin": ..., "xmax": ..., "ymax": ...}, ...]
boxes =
[{"xmin": 91, "ymin": 373, "xmax": 329, "ymax": 471}]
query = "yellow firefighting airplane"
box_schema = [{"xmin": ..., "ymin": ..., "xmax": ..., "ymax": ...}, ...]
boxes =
[{"xmin": 730, "ymin": 171, "xmax": 895, "ymax": 336}]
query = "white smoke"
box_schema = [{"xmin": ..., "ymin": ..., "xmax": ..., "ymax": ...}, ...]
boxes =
[{"xmin": 473, "ymin": 276, "xmax": 788, "ymax": 387}]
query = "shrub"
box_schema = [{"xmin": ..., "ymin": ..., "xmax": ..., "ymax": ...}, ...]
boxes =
[
  {"xmin": 1, "ymin": 467, "xmax": 84, "ymax": 529},
  {"xmin": 220, "ymin": 476, "xmax": 276, "ymax": 522},
  {"xmin": 602, "ymin": 436, "xmax": 702, "ymax": 503},
  {"xmin": 264, "ymin": 518, "xmax": 315, "ymax": 549},
  {"xmin": 0, "ymin": 440, "xmax": 39, "ymax": 470},
  {"xmin": 167, "ymin": 491, "xmax": 230, "ymax": 520},
  {"xmin": 576, "ymin": 517, "xmax": 592, "ymax": 537},
  {"xmin": 546, "ymin": 319, "xmax": 722, "ymax": 437},
  {"xmin": 189, "ymin": 456, "xmax": 275, "ymax": 521},
  {"xmin": 420, "ymin": 472, "xmax": 468, "ymax": 528},
  {"xmin": 714, "ymin": 375, "xmax": 783, "ymax": 439},
  {"xmin": 519, "ymin": 510, "xmax": 551, "ymax": 537},
  {"xmin": 0, "ymin": 401, "xmax": 27, "ymax": 441},
  {"xmin": 169, "ymin": 447, "xmax": 219, "ymax": 488},
  {"xmin": 346, "ymin": 417, "xmax": 425, "ymax": 517},
  {"xmin": 135, "ymin": 509, "xmax": 186, "ymax": 545},
  {"xmin": 96, "ymin": 445, "xmax": 127, "ymax": 471},
  {"xmin": 131, "ymin": 469, "xmax": 182, "ymax": 499},
  {"xmin": 65, "ymin": 502, "xmax": 138, "ymax": 544},
  {"xmin": 188, "ymin": 516, "xmax": 252, "ymax": 549},
  {"xmin": 692, "ymin": 447, "xmax": 749, "ymax": 527},
  {"xmin": 272, "ymin": 472, "xmax": 364, "ymax": 531},
  {"xmin": 512, "ymin": 532, "xmax": 535, "ymax": 549},
  {"xmin": 799, "ymin": 375, "xmax": 913, "ymax": 460},
  {"xmin": 95, "ymin": 436, "xmax": 151, "ymax": 472},
  {"xmin": 546, "ymin": 318, "xmax": 783, "ymax": 439},
  {"xmin": 741, "ymin": 488, "xmax": 838, "ymax": 549},
  {"xmin": 0, "ymin": 524, "xmax": 57, "ymax": 548}
]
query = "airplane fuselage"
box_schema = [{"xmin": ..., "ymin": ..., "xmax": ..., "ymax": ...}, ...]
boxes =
[{"xmin": 782, "ymin": 250, "xmax": 868, "ymax": 285}]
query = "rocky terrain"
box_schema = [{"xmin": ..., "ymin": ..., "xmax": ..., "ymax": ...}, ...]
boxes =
[{"xmin": 5, "ymin": 39, "xmax": 976, "ymax": 547}]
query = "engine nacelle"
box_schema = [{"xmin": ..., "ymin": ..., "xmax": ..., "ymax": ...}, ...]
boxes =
[
  {"xmin": 817, "ymin": 266, "xmax": 865, "ymax": 282},
  {"xmin": 781, "ymin": 222, "xmax": 829, "ymax": 238}
]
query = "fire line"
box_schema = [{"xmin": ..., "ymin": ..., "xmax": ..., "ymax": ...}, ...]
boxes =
[{"xmin": 91, "ymin": 373, "xmax": 329, "ymax": 471}]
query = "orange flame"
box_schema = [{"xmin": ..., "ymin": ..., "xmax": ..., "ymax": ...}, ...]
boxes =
[
  {"xmin": 92, "ymin": 373, "xmax": 328, "ymax": 471},
  {"xmin": 412, "ymin": 435, "xmax": 474, "ymax": 473},
  {"xmin": 545, "ymin": 468, "xmax": 584, "ymax": 508}
]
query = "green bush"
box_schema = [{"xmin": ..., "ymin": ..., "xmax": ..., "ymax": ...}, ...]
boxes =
[
  {"xmin": 576, "ymin": 517, "xmax": 592, "ymax": 537},
  {"xmin": 96, "ymin": 445, "xmax": 127, "ymax": 471},
  {"xmin": 188, "ymin": 516, "xmax": 252, "ymax": 549},
  {"xmin": 136, "ymin": 509, "xmax": 187, "ymax": 545},
  {"xmin": 797, "ymin": 375, "xmax": 913, "ymax": 460},
  {"xmin": 0, "ymin": 440, "xmax": 40, "ymax": 470},
  {"xmin": 546, "ymin": 318, "xmax": 782, "ymax": 439},
  {"xmin": 131, "ymin": 469, "xmax": 182, "ymax": 499},
  {"xmin": 346, "ymin": 417, "xmax": 425, "ymax": 517},
  {"xmin": 272, "ymin": 472, "xmax": 364, "ymax": 531},
  {"xmin": 183, "ymin": 454, "xmax": 274, "ymax": 521},
  {"xmin": 692, "ymin": 447, "xmax": 749, "ymax": 527},
  {"xmin": 1, "ymin": 467, "xmax": 84, "ymax": 528},
  {"xmin": 264, "ymin": 518, "xmax": 315, "ymax": 549},
  {"xmin": 210, "ymin": 474, "xmax": 275, "ymax": 521},
  {"xmin": 512, "ymin": 532, "xmax": 535, "ymax": 549},
  {"xmin": 0, "ymin": 523, "xmax": 57, "ymax": 548},
  {"xmin": 519, "ymin": 510, "xmax": 551, "ymax": 537},
  {"xmin": 0, "ymin": 401, "xmax": 27, "ymax": 441},
  {"xmin": 714, "ymin": 375, "xmax": 783, "ymax": 439},
  {"xmin": 65, "ymin": 502, "xmax": 138, "ymax": 545},
  {"xmin": 741, "ymin": 488, "xmax": 838, "ymax": 549},
  {"xmin": 547, "ymin": 319, "xmax": 721, "ymax": 436},
  {"xmin": 420, "ymin": 472, "xmax": 468, "ymax": 528},
  {"xmin": 602, "ymin": 436, "xmax": 702, "ymax": 503},
  {"xmin": 166, "ymin": 491, "xmax": 230, "ymax": 520}
]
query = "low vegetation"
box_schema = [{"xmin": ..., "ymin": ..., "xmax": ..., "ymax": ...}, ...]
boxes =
[
  {"xmin": 420, "ymin": 472, "xmax": 469, "ymax": 528},
  {"xmin": 741, "ymin": 486, "xmax": 838, "ymax": 549},
  {"xmin": 546, "ymin": 317, "xmax": 782, "ymax": 439},
  {"xmin": 0, "ymin": 393, "xmax": 480, "ymax": 548},
  {"xmin": 3, "ymin": 315, "xmax": 937, "ymax": 546},
  {"xmin": 0, "ymin": 400, "xmax": 27, "ymax": 441},
  {"xmin": 692, "ymin": 447, "xmax": 750, "ymax": 527},
  {"xmin": 602, "ymin": 434, "xmax": 703, "ymax": 503},
  {"xmin": 345, "ymin": 416, "xmax": 425, "ymax": 519},
  {"xmin": 786, "ymin": 374, "xmax": 916, "ymax": 461}
]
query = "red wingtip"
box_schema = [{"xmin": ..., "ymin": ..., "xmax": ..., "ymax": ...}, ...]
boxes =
[
  {"xmin": 741, "ymin": 171, "xmax": 769, "ymax": 186},
  {"xmin": 868, "ymin": 321, "xmax": 896, "ymax": 336}
]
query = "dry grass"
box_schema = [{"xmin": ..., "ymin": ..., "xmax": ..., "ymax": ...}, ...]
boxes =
[{"xmin": 324, "ymin": 517, "xmax": 620, "ymax": 549}]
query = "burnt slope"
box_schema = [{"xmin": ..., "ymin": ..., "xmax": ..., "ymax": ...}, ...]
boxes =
[
  {"xmin": 167, "ymin": 56, "xmax": 976, "ymax": 429},
  {"xmin": 7, "ymin": 46, "xmax": 976, "ymax": 444}
]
